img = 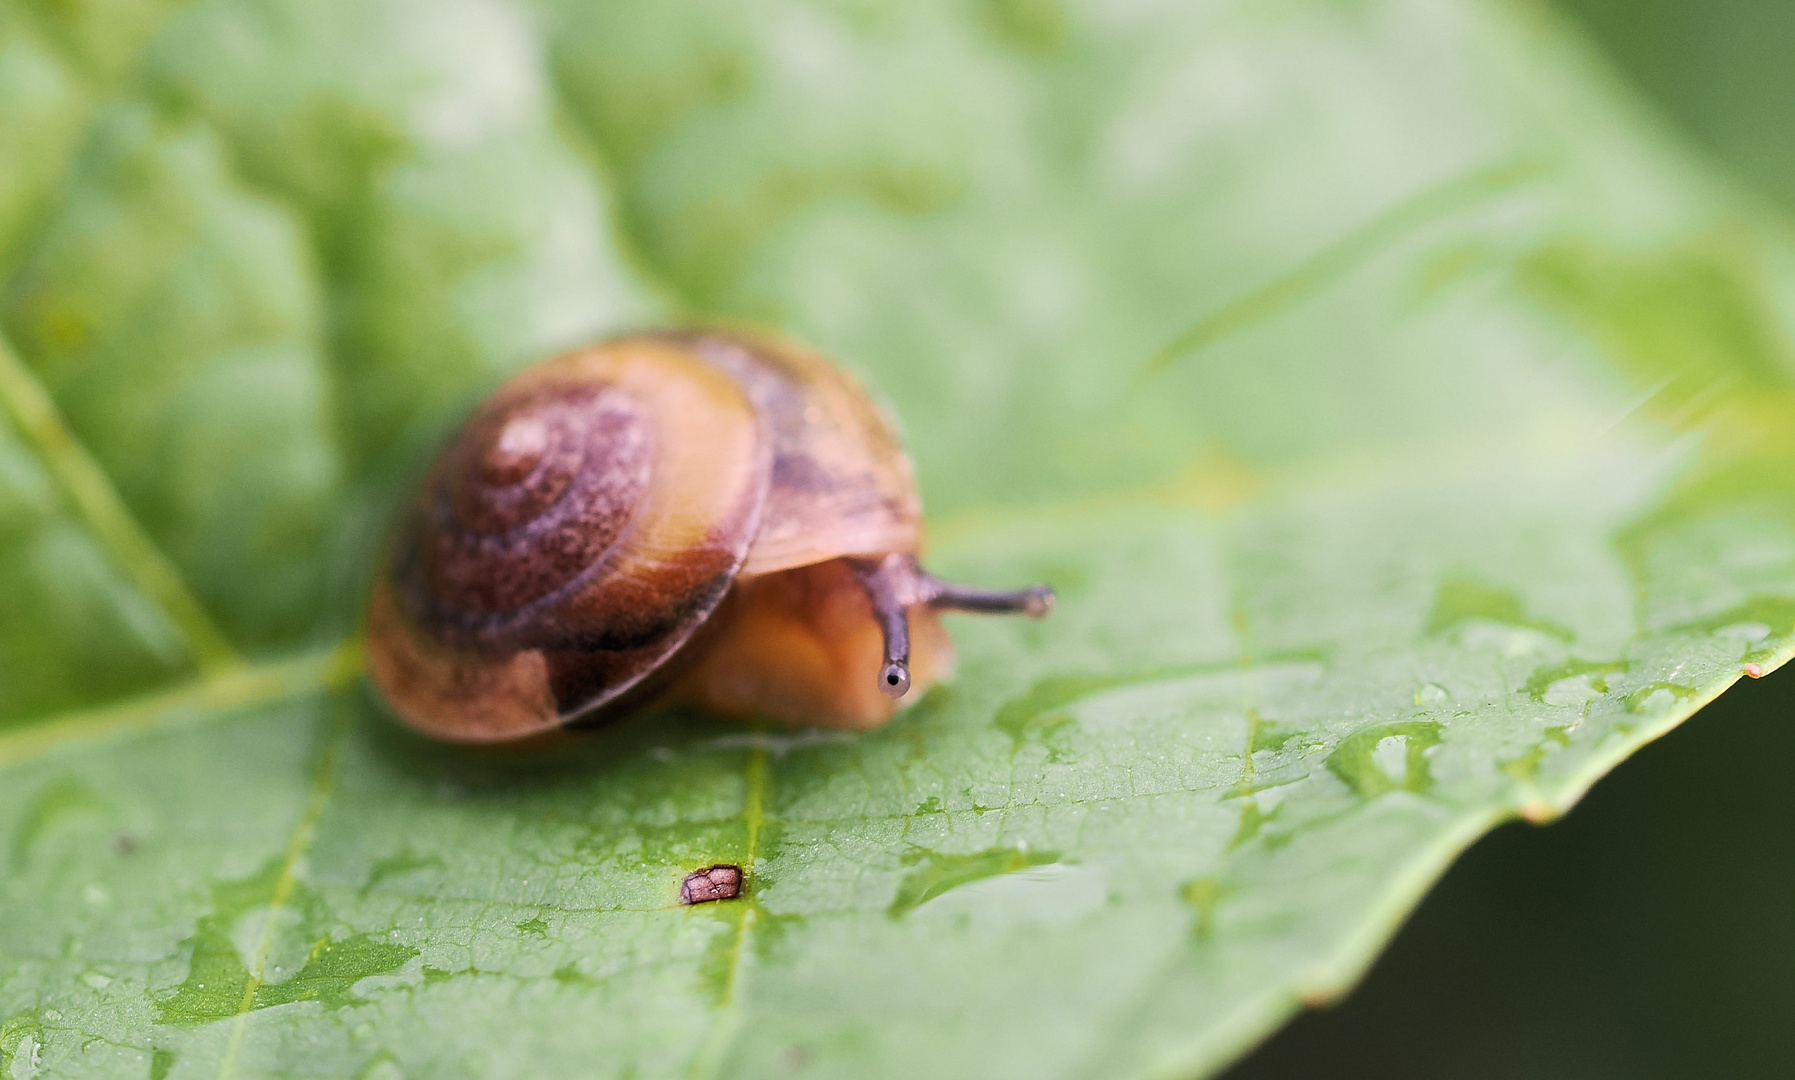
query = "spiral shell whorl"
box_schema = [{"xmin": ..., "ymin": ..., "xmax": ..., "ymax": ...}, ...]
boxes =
[
  {"xmin": 370, "ymin": 339, "xmax": 772, "ymax": 741},
  {"xmin": 403, "ymin": 383, "xmax": 654, "ymax": 646}
]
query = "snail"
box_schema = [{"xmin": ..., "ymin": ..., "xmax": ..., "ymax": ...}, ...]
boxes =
[{"xmin": 365, "ymin": 329, "xmax": 1053, "ymax": 744}]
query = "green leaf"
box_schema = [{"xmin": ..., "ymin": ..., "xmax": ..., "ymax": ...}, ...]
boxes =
[{"xmin": 3, "ymin": 1, "xmax": 1794, "ymax": 1078}]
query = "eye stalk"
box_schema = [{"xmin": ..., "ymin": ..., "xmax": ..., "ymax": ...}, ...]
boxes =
[{"xmin": 852, "ymin": 554, "xmax": 1056, "ymax": 701}]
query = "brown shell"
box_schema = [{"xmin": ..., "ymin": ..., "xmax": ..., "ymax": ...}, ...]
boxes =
[
  {"xmin": 366, "ymin": 329, "xmax": 930, "ymax": 743},
  {"xmin": 654, "ymin": 329, "xmax": 922, "ymax": 574}
]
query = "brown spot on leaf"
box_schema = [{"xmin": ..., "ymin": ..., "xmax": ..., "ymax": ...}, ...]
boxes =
[
  {"xmin": 680, "ymin": 864, "xmax": 744, "ymax": 905},
  {"xmin": 1299, "ymin": 987, "xmax": 1338, "ymax": 1008}
]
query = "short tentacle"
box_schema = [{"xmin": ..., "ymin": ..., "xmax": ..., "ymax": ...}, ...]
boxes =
[{"xmin": 922, "ymin": 578, "xmax": 1055, "ymax": 617}]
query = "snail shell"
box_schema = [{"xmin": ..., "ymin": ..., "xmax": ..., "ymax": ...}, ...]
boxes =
[{"xmin": 366, "ymin": 329, "xmax": 1051, "ymax": 744}]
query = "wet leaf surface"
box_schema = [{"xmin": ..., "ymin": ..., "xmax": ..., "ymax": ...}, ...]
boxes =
[{"xmin": 4, "ymin": 1, "xmax": 1795, "ymax": 1077}]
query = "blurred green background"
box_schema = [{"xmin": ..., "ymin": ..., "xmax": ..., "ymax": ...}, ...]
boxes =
[
  {"xmin": 1562, "ymin": 0, "xmax": 1795, "ymax": 210},
  {"xmin": 1229, "ymin": 1, "xmax": 1795, "ymax": 1074}
]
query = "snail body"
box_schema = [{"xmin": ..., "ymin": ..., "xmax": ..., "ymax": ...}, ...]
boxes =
[{"xmin": 367, "ymin": 330, "xmax": 1051, "ymax": 744}]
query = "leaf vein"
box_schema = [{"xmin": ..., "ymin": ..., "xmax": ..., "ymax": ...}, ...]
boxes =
[
  {"xmin": 0, "ymin": 329, "xmax": 240, "ymax": 671},
  {"xmin": 215, "ymin": 698, "xmax": 351, "ymax": 1080},
  {"xmin": 686, "ymin": 746, "xmax": 769, "ymax": 1080},
  {"xmin": 0, "ymin": 641, "xmax": 358, "ymax": 770},
  {"xmin": 1142, "ymin": 157, "xmax": 1549, "ymax": 378}
]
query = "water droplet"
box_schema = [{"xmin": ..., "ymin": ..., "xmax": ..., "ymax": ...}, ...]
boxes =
[
  {"xmin": 10, "ymin": 1033, "xmax": 40, "ymax": 1079},
  {"xmin": 1371, "ymin": 736, "xmax": 1408, "ymax": 783},
  {"xmin": 1542, "ymin": 675, "xmax": 1603, "ymax": 706},
  {"xmin": 362, "ymin": 1061, "xmax": 405, "ymax": 1080}
]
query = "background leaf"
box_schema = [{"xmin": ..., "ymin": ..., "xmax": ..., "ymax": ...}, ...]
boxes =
[
  {"xmin": 1230, "ymin": 0, "xmax": 1795, "ymax": 1072},
  {"xmin": 3, "ymin": 1, "xmax": 1795, "ymax": 1078}
]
